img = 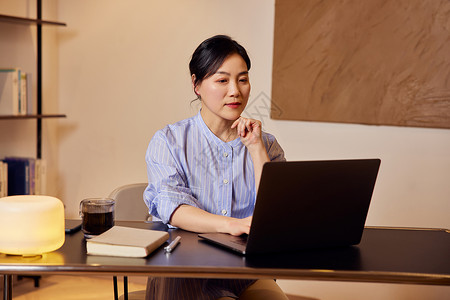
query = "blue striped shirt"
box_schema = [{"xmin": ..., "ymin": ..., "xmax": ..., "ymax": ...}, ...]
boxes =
[
  {"xmin": 143, "ymin": 111, "xmax": 285, "ymax": 299},
  {"xmin": 144, "ymin": 111, "xmax": 285, "ymax": 225}
]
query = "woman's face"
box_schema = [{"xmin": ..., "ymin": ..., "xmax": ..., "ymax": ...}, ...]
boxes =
[{"xmin": 194, "ymin": 53, "xmax": 251, "ymax": 125}]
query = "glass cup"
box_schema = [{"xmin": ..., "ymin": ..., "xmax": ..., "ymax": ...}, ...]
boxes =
[{"xmin": 79, "ymin": 198, "xmax": 115, "ymax": 238}]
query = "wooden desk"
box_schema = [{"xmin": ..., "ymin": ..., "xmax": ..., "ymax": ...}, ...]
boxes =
[{"xmin": 1, "ymin": 221, "xmax": 449, "ymax": 300}]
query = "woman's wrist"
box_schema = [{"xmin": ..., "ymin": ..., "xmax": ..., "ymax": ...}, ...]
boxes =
[
  {"xmin": 247, "ymin": 142, "xmax": 269, "ymax": 164},
  {"xmin": 217, "ymin": 216, "xmax": 232, "ymax": 233}
]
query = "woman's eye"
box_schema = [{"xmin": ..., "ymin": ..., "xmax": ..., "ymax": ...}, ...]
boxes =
[
  {"xmin": 217, "ymin": 79, "xmax": 228, "ymax": 83},
  {"xmin": 239, "ymin": 78, "xmax": 248, "ymax": 83}
]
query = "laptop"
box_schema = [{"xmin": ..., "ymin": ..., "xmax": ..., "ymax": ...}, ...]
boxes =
[{"xmin": 198, "ymin": 159, "xmax": 381, "ymax": 255}]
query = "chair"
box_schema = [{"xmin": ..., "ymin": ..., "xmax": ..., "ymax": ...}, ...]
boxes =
[
  {"xmin": 108, "ymin": 183, "xmax": 149, "ymax": 300},
  {"xmin": 108, "ymin": 183, "xmax": 151, "ymax": 221}
]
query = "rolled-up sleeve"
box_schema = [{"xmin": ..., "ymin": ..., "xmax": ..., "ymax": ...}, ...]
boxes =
[
  {"xmin": 144, "ymin": 131, "xmax": 202, "ymax": 224},
  {"xmin": 262, "ymin": 133, "xmax": 286, "ymax": 162}
]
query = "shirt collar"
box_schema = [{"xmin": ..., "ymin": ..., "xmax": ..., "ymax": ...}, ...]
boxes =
[{"xmin": 194, "ymin": 110, "xmax": 242, "ymax": 149}]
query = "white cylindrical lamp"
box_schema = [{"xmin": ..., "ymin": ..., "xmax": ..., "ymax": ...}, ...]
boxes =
[{"xmin": 0, "ymin": 195, "xmax": 65, "ymax": 255}]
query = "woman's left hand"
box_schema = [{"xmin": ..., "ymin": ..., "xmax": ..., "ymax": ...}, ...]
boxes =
[
  {"xmin": 231, "ymin": 117, "xmax": 263, "ymax": 149},
  {"xmin": 232, "ymin": 116, "xmax": 270, "ymax": 192}
]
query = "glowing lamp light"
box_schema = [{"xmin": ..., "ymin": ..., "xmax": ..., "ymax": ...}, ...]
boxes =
[{"xmin": 0, "ymin": 195, "xmax": 65, "ymax": 255}]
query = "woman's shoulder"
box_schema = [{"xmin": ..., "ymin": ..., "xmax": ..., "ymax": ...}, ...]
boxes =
[
  {"xmin": 152, "ymin": 114, "xmax": 198, "ymax": 144},
  {"xmin": 158, "ymin": 115, "xmax": 196, "ymax": 134}
]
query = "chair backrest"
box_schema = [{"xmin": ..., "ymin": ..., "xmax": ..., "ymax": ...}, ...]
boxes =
[{"xmin": 108, "ymin": 183, "xmax": 151, "ymax": 221}]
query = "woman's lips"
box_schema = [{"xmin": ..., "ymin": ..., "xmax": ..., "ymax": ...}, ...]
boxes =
[{"xmin": 225, "ymin": 102, "xmax": 241, "ymax": 109}]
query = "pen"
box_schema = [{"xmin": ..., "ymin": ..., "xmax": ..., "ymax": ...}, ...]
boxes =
[{"xmin": 164, "ymin": 236, "xmax": 181, "ymax": 253}]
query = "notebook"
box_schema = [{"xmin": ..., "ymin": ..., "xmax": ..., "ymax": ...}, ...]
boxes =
[{"xmin": 199, "ymin": 159, "xmax": 381, "ymax": 255}]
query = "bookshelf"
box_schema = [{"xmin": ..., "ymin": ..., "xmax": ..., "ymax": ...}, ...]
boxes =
[
  {"xmin": 0, "ymin": 114, "xmax": 66, "ymax": 120},
  {"xmin": 0, "ymin": 13, "xmax": 66, "ymax": 26},
  {"xmin": 0, "ymin": 1, "xmax": 66, "ymax": 159}
]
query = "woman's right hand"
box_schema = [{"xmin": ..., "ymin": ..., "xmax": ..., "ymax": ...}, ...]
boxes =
[
  {"xmin": 224, "ymin": 216, "xmax": 252, "ymax": 236},
  {"xmin": 170, "ymin": 204, "xmax": 252, "ymax": 236}
]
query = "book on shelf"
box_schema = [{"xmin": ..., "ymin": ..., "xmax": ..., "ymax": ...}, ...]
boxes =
[
  {"xmin": 86, "ymin": 226, "xmax": 170, "ymax": 258},
  {"xmin": 28, "ymin": 157, "xmax": 35, "ymax": 195},
  {"xmin": 0, "ymin": 68, "xmax": 20, "ymax": 115},
  {"xmin": 1, "ymin": 156, "xmax": 47, "ymax": 196},
  {"xmin": 21, "ymin": 72, "xmax": 33, "ymax": 115},
  {"xmin": 3, "ymin": 157, "xmax": 29, "ymax": 195},
  {"xmin": 34, "ymin": 159, "xmax": 47, "ymax": 195},
  {"xmin": 0, "ymin": 161, "xmax": 8, "ymax": 197},
  {"xmin": 0, "ymin": 68, "xmax": 32, "ymax": 116}
]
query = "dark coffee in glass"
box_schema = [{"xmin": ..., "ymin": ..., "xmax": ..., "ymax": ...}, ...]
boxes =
[{"xmin": 79, "ymin": 198, "xmax": 115, "ymax": 238}]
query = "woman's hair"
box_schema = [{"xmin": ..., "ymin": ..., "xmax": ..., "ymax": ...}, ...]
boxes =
[{"xmin": 189, "ymin": 35, "xmax": 251, "ymax": 90}]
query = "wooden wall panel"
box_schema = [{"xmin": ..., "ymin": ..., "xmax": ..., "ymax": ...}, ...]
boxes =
[{"xmin": 272, "ymin": 0, "xmax": 450, "ymax": 129}]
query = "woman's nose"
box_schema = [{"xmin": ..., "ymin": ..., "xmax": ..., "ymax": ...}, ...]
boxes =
[{"xmin": 228, "ymin": 81, "xmax": 240, "ymax": 98}]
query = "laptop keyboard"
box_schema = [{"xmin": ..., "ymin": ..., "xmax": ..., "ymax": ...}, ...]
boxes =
[{"xmin": 230, "ymin": 235, "xmax": 248, "ymax": 246}]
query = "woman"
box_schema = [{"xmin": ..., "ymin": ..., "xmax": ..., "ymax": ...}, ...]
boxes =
[{"xmin": 144, "ymin": 35, "xmax": 287, "ymax": 300}]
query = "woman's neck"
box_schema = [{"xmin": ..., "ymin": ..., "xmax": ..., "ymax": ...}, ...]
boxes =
[{"xmin": 200, "ymin": 110, "xmax": 238, "ymax": 142}]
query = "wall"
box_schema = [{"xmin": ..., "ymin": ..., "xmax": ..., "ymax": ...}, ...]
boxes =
[{"xmin": 3, "ymin": 0, "xmax": 448, "ymax": 299}]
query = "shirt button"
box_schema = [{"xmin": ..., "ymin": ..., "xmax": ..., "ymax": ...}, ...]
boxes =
[
  {"xmin": 223, "ymin": 152, "xmax": 228, "ymax": 157},
  {"xmin": 221, "ymin": 209, "xmax": 227, "ymax": 215},
  {"xmin": 223, "ymin": 179, "xmax": 229, "ymax": 184}
]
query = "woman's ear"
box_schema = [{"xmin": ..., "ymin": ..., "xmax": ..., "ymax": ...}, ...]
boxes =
[{"xmin": 192, "ymin": 74, "xmax": 200, "ymax": 96}]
